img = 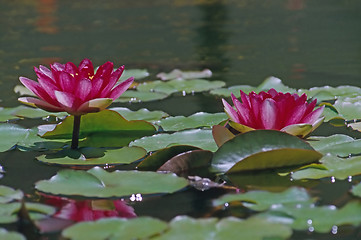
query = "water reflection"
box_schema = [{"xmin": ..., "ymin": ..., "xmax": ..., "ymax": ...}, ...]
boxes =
[{"xmin": 35, "ymin": 0, "xmax": 59, "ymax": 34}]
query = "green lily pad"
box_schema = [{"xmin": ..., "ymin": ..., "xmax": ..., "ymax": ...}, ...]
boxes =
[
  {"xmin": 299, "ymin": 85, "xmax": 361, "ymax": 102},
  {"xmin": 0, "ymin": 202, "xmax": 21, "ymax": 223},
  {"xmin": 37, "ymin": 147, "xmax": 147, "ymax": 166},
  {"xmin": 291, "ymin": 154, "xmax": 361, "ymax": 180},
  {"xmin": 62, "ymin": 217, "xmax": 167, "ymax": 240},
  {"xmin": 14, "ymin": 85, "xmax": 34, "ymax": 96},
  {"xmin": 210, "ymin": 76, "xmax": 295, "ymax": 97},
  {"xmin": 153, "ymin": 216, "xmax": 292, "ymax": 240},
  {"xmin": 156, "ymin": 69, "xmax": 212, "ymax": 80},
  {"xmin": 137, "ymin": 145, "xmax": 200, "ymax": 171},
  {"xmin": 40, "ymin": 110, "xmax": 156, "ymax": 148},
  {"xmin": 262, "ymin": 201, "xmax": 361, "ymax": 233},
  {"xmin": 0, "ymin": 124, "xmax": 45, "ymax": 152},
  {"xmin": 351, "ymin": 182, "xmax": 361, "ymax": 198},
  {"xmin": 211, "ymin": 130, "xmax": 322, "ymax": 173},
  {"xmin": 25, "ymin": 202, "xmax": 56, "ymax": 220},
  {"xmin": 308, "ymin": 134, "xmax": 361, "ymax": 157},
  {"xmin": 130, "ymin": 129, "xmax": 218, "ymax": 152},
  {"xmin": 114, "ymin": 90, "xmax": 169, "ymax": 103},
  {"xmin": 0, "ymin": 228, "xmax": 26, "ymax": 240},
  {"xmin": 0, "ymin": 185, "xmax": 23, "ymax": 203},
  {"xmin": 119, "ymin": 68, "xmax": 149, "ymax": 81},
  {"xmin": 35, "ymin": 166, "xmax": 189, "ymax": 198},
  {"xmin": 137, "ymin": 79, "xmax": 225, "ymax": 95},
  {"xmin": 213, "ymin": 187, "xmax": 312, "ymax": 211},
  {"xmin": 157, "ymin": 112, "xmax": 227, "ymax": 131},
  {"xmin": 109, "ymin": 107, "xmax": 168, "ymax": 122},
  {"xmin": 0, "ymin": 108, "xmax": 20, "ymax": 122}
]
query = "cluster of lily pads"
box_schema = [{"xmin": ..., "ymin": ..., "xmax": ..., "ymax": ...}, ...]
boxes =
[{"xmin": 1, "ymin": 67, "xmax": 361, "ymax": 239}]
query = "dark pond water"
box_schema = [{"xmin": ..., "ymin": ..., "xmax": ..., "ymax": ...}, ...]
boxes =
[{"xmin": 1, "ymin": 0, "xmax": 361, "ymax": 239}]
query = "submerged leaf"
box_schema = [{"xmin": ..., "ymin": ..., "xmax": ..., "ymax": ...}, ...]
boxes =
[
  {"xmin": 37, "ymin": 147, "xmax": 147, "ymax": 167},
  {"xmin": 213, "ymin": 187, "xmax": 312, "ymax": 211}
]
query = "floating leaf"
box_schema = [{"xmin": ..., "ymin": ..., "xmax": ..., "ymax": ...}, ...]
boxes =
[
  {"xmin": 130, "ymin": 129, "xmax": 218, "ymax": 152},
  {"xmin": 62, "ymin": 217, "xmax": 167, "ymax": 240},
  {"xmin": 153, "ymin": 216, "xmax": 292, "ymax": 240},
  {"xmin": 37, "ymin": 147, "xmax": 147, "ymax": 167},
  {"xmin": 261, "ymin": 201, "xmax": 361, "ymax": 233},
  {"xmin": 109, "ymin": 107, "xmax": 168, "ymax": 122},
  {"xmin": 137, "ymin": 79, "xmax": 225, "ymax": 95},
  {"xmin": 137, "ymin": 145, "xmax": 200, "ymax": 171},
  {"xmin": 213, "ymin": 187, "xmax": 312, "ymax": 211},
  {"xmin": 157, "ymin": 112, "xmax": 227, "ymax": 131},
  {"xmin": 351, "ymin": 182, "xmax": 361, "ymax": 198},
  {"xmin": 299, "ymin": 85, "xmax": 361, "ymax": 102},
  {"xmin": 0, "ymin": 108, "xmax": 20, "ymax": 122},
  {"xmin": 0, "ymin": 202, "xmax": 21, "ymax": 223},
  {"xmin": 40, "ymin": 110, "xmax": 156, "ymax": 148},
  {"xmin": 35, "ymin": 167, "xmax": 188, "ymax": 198},
  {"xmin": 292, "ymin": 154, "xmax": 361, "ymax": 180},
  {"xmin": 211, "ymin": 130, "xmax": 322, "ymax": 173},
  {"xmin": 114, "ymin": 90, "xmax": 169, "ymax": 103},
  {"xmin": 308, "ymin": 134, "xmax": 361, "ymax": 157},
  {"xmin": 0, "ymin": 124, "xmax": 45, "ymax": 152},
  {"xmin": 0, "ymin": 185, "xmax": 23, "ymax": 203},
  {"xmin": 119, "ymin": 68, "xmax": 149, "ymax": 81},
  {"xmin": 156, "ymin": 69, "xmax": 212, "ymax": 80},
  {"xmin": 0, "ymin": 228, "xmax": 26, "ymax": 240},
  {"xmin": 210, "ymin": 76, "xmax": 295, "ymax": 97}
]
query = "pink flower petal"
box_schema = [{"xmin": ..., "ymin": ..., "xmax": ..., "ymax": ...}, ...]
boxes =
[
  {"xmin": 18, "ymin": 97, "xmax": 63, "ymax": 112},
  {"xmin": 101, "ymin": 65, "xmax": 125, "ymax": 95},
  {"xmin": 54, "ymin": 91, "xmax": 75, "ymax": 110},
  {"xmin": 261, "ymin": 98, "xmax": 278, "ymax": 129},
  {"xmin": 240, "ymin": 90, "xmax": 251, "ymax": 108},
  {"xmin": 38, "ymin": 65, "xmax": 53, "ymax": 79},
  {"xmin": 108, "ymin": 77, "xmax": 134, "ymax": 99},
  {"xmin": 65, "ymin": 62, "xmax": 78, "ymax": 75},
  {"xmin": 231, "ymin": 93, "xmax": 250, "ymax": 125},
  {"xmin": 89, "ymin": 77, "xmax": 104, "ymax": 99},
  {"xmin": 75, "ymin": 78, "xmax": 92, "ymax": 101},
  {"xmin": 19, "ymin": 77, "xmax": 54, "ymax": 104},
  {"xmin": 78, "ymin": 59, "xmax": 94, "ymax": 79},
  {"xmin": 94, "ymin": 61, "xmax": 113, "ymax": 82},
  {"xmin": 222, "ymin": 98, "xmax": 240, "ymax": 123},
  {"xmin": 301, "ymin": 106, "xmax": 325, "ymax": 124},
  {"xmin": 58, "ymin": 72, "xmax": 75, "ymax": 93}
]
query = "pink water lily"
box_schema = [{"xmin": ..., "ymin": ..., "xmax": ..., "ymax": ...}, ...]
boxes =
[
  {"xmin": 18, "ymin": 59, "xmax": 134, "ymax": 149},
  {"xmin": 18, "ymin": 58, "xmax": 134, "ymax": 116},
  {"xmin": 222, "ymin": 88, "xmax": 324, "ymax": 137}
]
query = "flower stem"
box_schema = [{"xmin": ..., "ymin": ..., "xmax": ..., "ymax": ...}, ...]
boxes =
[{"xmin": 71, "ymin": 115, "xmax": 81, "ymax": 149}]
